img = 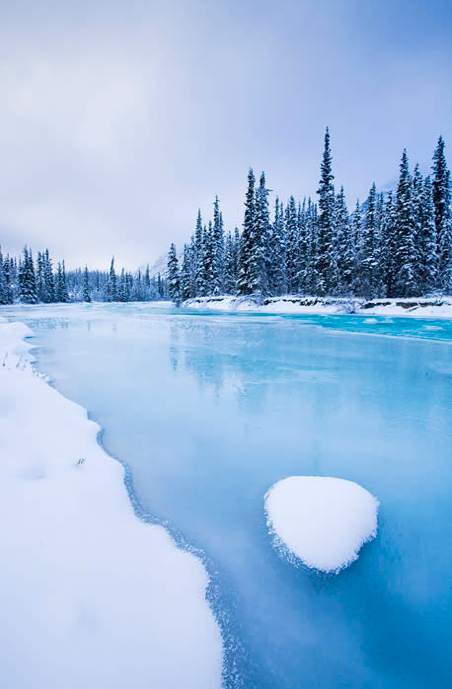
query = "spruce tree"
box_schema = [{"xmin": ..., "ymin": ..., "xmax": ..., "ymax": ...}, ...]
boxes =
[
  {"xmin": 270, "ymin": 197, "xmax": 287, "ymax": 295},
  {"xmin": 212, "ymin": 197, "xmax": 225, "ymax": 294},
  {"xmin": 360, "ymin": 183, "xmax": 382, "ymax": 297},
  {"xmin": 285, "ymin": 196, "xmax": 299, "ymax": 293},
  {"xmin": 194, "ymin": 210, "xmax": 206, "ymax": 296},
  {"xmin": 316, "ymin": 127, "xmax": 336, "ymax": 294},
  {"xmin": 249, "ymin": 172, "xmax": 271, "ymax": 295},
  {"xmin": 237, "ymin": 168, "xmax": 256, "ymax": 295},
  {"xmin": 107, "ymin": 257, "xmax": 118, "ymax": 302},
  {"xmin": 181, "ymin": 243, "xmax": 192, "ymax": 301},
  {"xmin": 43, "ymin": 249, "xmax": 56, "ymax": 302},
  {"xmin": 379, "ymin": 191, "xmax": 397, "ymax": 297},
  {"xmin": 432, "ymin": 136, "xmax": 452, "ymax": 291},
  {"xmin": 18, "ymin": 247, "xmax": 38, "ymax": 303},
  {"xmin": 394, "ymin": 150, "xmax": 417, "ymax": 296},
  {"xmin": 224, "ymin": 231, "xmax": 237, "ymax": 294},
  {"xmin": 418, "ymin": 177, "xmax": 438, "ymax": 293},
  {"xmin": 167, "ymin": 243, "xmax": 181, "ymax": 303},
  {"xmin": 83, "ymin": 266, "xmax": 91, "ymax": 302},
  {"xmin": 334, "ymin": 187, "xmax": 354, "ymax": 294}
]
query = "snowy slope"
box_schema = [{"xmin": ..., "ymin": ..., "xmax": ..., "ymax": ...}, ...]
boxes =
[{"xmin": 0, "ymin": 316, "xmax": 222, "ymax": 689}]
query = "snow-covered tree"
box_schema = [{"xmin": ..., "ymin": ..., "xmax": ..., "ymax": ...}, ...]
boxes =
[
  {"xmin": 167, "ymin": 243, "xmax": 181, "ymax": 303},
  {"xmin": 237, "ymin": 168, "xmax": 256, "ymax": 295},
  {"xmin": 316, "ymin": 127, "xmax": 336, "ymax": 294},
  {"xmin": 432, "ymin": 136, "xmax": 452, "ymax": 291},
  {"xmin": 394, "ymin": 150, "xmax": 417, "ymax": 296}
]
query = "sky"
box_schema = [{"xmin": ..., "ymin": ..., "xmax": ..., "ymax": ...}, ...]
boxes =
[{"xmin": 0, "ymin": 0, "xmax": 451, "ymax": 270}]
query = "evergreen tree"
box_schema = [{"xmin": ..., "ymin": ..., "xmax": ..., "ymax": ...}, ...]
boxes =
[
  {"xmin": 432, "ymin": 136, "xmax": 452, "ymax": 291},
  {"xmin": 269, "ymin": 197, "xmax": 286, "ymax": 295},
  {"xmin": 55, "ymin": 261, "xmax": 69, "ymax": 302},
  {"xmin": 107, "ymin": 257, "xmax": 118, "ymax": 301},
  {"xmin": 304, "ymin": 198, "xmax": 319, "ymax": 294},
  {"xmin": 18, "ymin": 247, "xmax": 38, "ymax": 303},
  {"xmin": 285, "ymin": 196, "xmax": 299, "ymax": 293},
  {"xmin": 394, "ymin": 150, "xmax": 417, "ymax": 296},
  {"xmin": 334, "ymin": 187, "xmax": 354, "ymax": 294},
  {"xmin": 417, "ymin": 177, "xmax": 438, "ymax": 293},
  {"xmin": 83, "ymin": 266, "xmax": 91, "ymax": 302},
  {"xmin": 43, "ymin": 249, "xmax": 55, "ymax": 303},
  {"xmin": 212, "ymin": 197, "xmax": 225, "ymax": 294},
  {"xmin": 167, "ymin": 243, "xmax": 181, "ymax": 303},
  {"xmin": 360, "ymin": 183, "xmax": 382, "ymax": 297},
  {"xmin": 224, "ymin": 231, "xmax": 237, "ymax": 294},
  {"xmin": 379, "ymin": 191, "xmax": 397, "ymax": 297},
  {"xmin": 194, "ymin": 210, "xmax": 206, "ymax": 296},
  {"xmin": 237, "ymin": 168, "xmax": 256, "ymax": 295},
  {"xmin": 181, "ymin": 243, "xmax": 192, "ymax": 301},
  {"xmin": 249, "ymin": 172, "xmax": 271, "ymax": 294},
  {"xmin": 316, "ymin": 127, "xmax": 336, "ymax": 294}
]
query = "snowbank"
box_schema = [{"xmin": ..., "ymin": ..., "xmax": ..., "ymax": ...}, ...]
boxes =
[
  {"xmin": 0, "ymin": 317, "xmax": 222, "ymax": 689},
  {"xmin": 183, "ymin": 295, "xmax": 452, "ymax": 318},
  {"xmin": 265, "ymin": 476, "xmax": 379, "ymax": 573}
]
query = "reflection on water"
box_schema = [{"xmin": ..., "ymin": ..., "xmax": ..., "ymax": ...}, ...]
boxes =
[{"xmin": 2, "ymin": 303, "xmax": 452, "ymax": 689}]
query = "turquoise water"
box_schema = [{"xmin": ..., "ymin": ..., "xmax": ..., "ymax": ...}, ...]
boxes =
[{"xmin": 3, "ymin": 303, "xmax": 452, "ymax": 688}]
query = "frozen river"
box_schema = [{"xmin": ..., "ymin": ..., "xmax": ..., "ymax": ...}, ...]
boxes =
[{"xmin": 4, "ymin": 303, "xmax": 452, "ymax": 688}]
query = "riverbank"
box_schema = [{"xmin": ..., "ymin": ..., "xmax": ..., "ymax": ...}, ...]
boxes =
[
  {"xmin": 183, "ymin": 295, "xmax": 452, "ymax": 318},
  {"xmin": 0, "ymin": 316, "xmax": 222, "ymax": 689}
]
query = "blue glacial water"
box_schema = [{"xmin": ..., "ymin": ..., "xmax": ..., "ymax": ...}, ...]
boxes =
[{"xmin": 3, "ymin": 303, "xmax": 452, "ymax": 688}]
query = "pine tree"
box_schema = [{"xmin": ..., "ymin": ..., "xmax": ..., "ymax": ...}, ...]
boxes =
[
  {"xmin": 55, "ymin": 261, "xmax": 69, "ymax": 302},
  {"xmin": 285, "ymin": 196, "xmax": 299, "ymax": 293},
  {"xmin": 417, "ymin": 177, "xmax": 438, "ymax": 293},
  {"xmin": 334, "ymin": 187, "xmax": 354, "ymax": 294},
  {"xmin": 394, "ymin": 150, "xmax": 417, "ymax": 296},
  {"xmin": 167, "ymin": 243, "xmax": 181, "ymax": 303},
  {"xmin": 237, "ymin": 168, "xmax": 256, "ymax": 295},
  {"xmin": 360, "ymin": 183, "xmax": 382, "ymax": 297},
  {"xmin": 304, "ymin": 198, "xmax": 319, "ymax": 294},
  {"xmin": 379, "ymin": 191, "xmax": 397, "ymax": 297},
  {"xmin": 212, "ymin": 197, "xmax": 225, "ymax": 294},
  {"xmin": 432, "ymin": 136, "xmax": 452, "ymax": 291},
  {"xmin": 18, "ymin": 247, "xmax": 38, "ymax": 303},
  {"xmin": 269, "ymin": 197, "xmax": 286, "ymax": 295},
  {"xmin": 316, "ymin": 127, "xmax": 336, "ymax": 294},
  {"xmin": 181, "ymin": 243, "xmax": 192, "ymax": 301},
  {"xmin": 107, "ymin": 257, "xmax": 118, "ymax": 302},
  {"xmin": 249, "ymin": 172, "xmax": 271, "ymax": 295},
  {"xmin": 83, "ymin": 266, "xmax": 91, "ymax": 302},
  {"xmin": 224, "ymin": 231, "xmax": 237, "ymax": 294},
  {"xmin": 43, "ymin": 249, "xmax": 55, "ymax": 303},
  {"xmin": 194, "ymin": 210, "xmax": 206, "ymax": 296}
]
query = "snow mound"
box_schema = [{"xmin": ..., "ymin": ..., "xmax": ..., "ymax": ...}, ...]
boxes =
[
  {"xmin": 265, "ymin": 476, "xmax": 379, "ymax": 573},
  {"xmin": 0, "ymin": 319, "xmax": 222, "ymax": 688}
]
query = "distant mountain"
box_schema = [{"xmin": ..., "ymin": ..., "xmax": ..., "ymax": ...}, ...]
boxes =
[{"xmin": 145, "ymin": 248, "xmax": 184, "ymax": 279}]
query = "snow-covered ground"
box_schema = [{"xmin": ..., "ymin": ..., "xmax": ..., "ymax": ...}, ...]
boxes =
[
  {"xmin": 183, "ymin": 295, "xmax": 452, "ymax": 318},
  {"xmin": 0, "ymin": 316, "xmax": 222, "ymax": 689},
  {"xmin": 265, "ymin": 477, "xmax": 379, "ymax": 573}
]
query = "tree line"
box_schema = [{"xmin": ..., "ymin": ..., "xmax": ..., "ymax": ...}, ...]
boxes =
[
  {"xmin": 167, "ymin": 131, "xmax": 452, "ymax": 303},
  {"xmin": 0, "ymin": 250, "xmax": 168, "ymax": 305}
]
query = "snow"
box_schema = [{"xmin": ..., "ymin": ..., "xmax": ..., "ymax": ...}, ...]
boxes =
[
  {"xmin": 183, "ymin": 295, "xmax": 452, "ymax": 319},
  {"xmin": 265, "ymin": 476, "xmax": 379, "ymax": 573},
  {"xmin": 0, "ymin": 316, "xmax": 222, "ymax": 689}
]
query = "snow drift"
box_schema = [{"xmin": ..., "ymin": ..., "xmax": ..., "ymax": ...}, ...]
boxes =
[
  {"xmin": 265, "ymin": 476, "xmax": 379, "ymax": 573},
  {"xmin": 0, "ymin": 316, "xmax": 222, "ymax": 689}
]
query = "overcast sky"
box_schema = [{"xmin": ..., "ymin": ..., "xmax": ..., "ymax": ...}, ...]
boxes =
[{"xmin": 1, "ymin": 0, "xmax": 451, "ymax": 269}]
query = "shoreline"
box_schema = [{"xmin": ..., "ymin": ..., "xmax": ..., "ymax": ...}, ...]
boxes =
[
  {"xmin": 0, "ymin": 316, "xmax": 223, "ymax": 689},
  {"xmin": 182, "ymin": 295, "xmax": 452, "ymax": 319}
]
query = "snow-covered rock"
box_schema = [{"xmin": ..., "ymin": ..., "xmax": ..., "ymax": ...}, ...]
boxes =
[
  {"xmin": 265, "ymin": 476, "xmax": 379, "ymax": 573},
  {"xmin": 0, "ymin": 318, "xmax": 222, "ymax": 688}
]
